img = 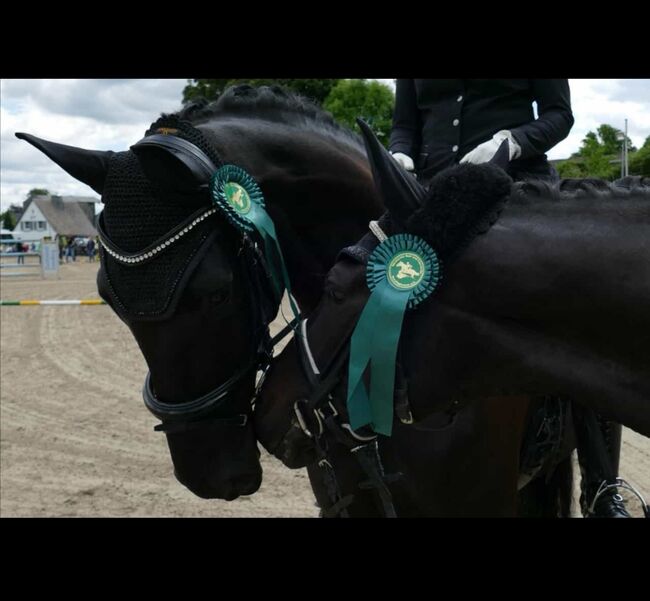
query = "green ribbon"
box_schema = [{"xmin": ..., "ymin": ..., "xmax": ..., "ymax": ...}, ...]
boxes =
[
  {"xmin": 347, "ymin": 234, "xmax": 441, "ymax": 436},
  {"xmin": 347, "ymin": 279, "xmax": 411, "ymax": 435},
  {"xmin": 210, "ymin": 165, "xmax": 299, "ymax": 320}
]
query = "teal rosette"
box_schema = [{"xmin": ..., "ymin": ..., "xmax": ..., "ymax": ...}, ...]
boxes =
[
  {"xmin": 210, "ymin": 164, "xmax": 299, "ymax": 319},
  {"xmin": 366, "ymin": 233, "xmax": 440, "ymax": 309},
  {"xmin": 347, "ymin": 234, "xmax": 441, "ymax": 436},
  {"xmin": 210, "ymin": 165, "xmax": 265, "ymax": 232}
]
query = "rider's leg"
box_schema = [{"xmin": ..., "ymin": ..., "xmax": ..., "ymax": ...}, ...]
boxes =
[{"xmin": 572, "ymin": 403, "xmax": 629, "ymax": 518}]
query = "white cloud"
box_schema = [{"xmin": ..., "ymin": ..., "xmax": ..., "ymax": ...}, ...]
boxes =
[
  {"xmin": 1, "ymin": 79, "xmax": 186, "ymax": 124},
  {"xmin": 548, "ymin": 79, "xmax": 650, "ymax": 159},
  {"xmin": 1, "ymin": 79, "xmax": 187, "ymax": 210}
]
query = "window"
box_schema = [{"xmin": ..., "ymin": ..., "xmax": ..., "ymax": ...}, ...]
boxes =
[
  {"xmin": 37, "ymin": 221, "xmax": 46, "ymax": 230},
  {"xmin": 22, "ymin": 222, "xmax": 33, "ymax": 231}
]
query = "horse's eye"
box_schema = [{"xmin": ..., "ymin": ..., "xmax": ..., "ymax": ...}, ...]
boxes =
[{"xmin": 210, "ymin": 291, "xmax": 229, "ymax": 306}]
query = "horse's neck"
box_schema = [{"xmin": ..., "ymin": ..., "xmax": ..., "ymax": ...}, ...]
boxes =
[
  {"xmin": 403, "ymin": 192, "xmax": 650, "ymax": 433},
  {"xmin": 445, "ymin": 194, "xmax": 650, "ymax": 323},
  {"xmin": 210, "ymin": 119, "xmax": 378, "ymax": 217},
  {"xmin": 209, "ymin": 119, "xmax": 382, "ymax": 310}
]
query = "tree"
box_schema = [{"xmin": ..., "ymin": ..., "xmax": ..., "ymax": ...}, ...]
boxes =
[
  {"xmin": 28, "ymin": 188, "xmax": 49, "ymax": 197},
  {"xmin": 556, "ymin": 160, "xmax": 584, "ymax": 179},
  {"xmin": 182, "ymin": 79, "xmax": 341, "ymax": 105},
  {"xmin": 556, "ymin": 125, "xmax": 630, "ymax": 180},
  {"xmin": 628, "ymin": 135, "xmax": 650, "ymax": 176},
  {"xmin": 323, "ymin": 79, "xmax": 395, "ymax": 146},
  {"xmin": 595, "ymin": 124, "xmax": 636, "ymax": 155},
  {"xmin": 1, "ymin": 210, "xmax": 16, "ymax": 230},
  {"xmin": 583, "ymin": 144, "xmax": 617, "ymax": 179}
]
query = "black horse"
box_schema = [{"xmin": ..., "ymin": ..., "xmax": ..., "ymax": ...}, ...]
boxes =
[
  {"xmin": 17, "ymin": 87, "xmax": 648, "ymax": 516},
  {"xmin": 16, "ymin": 86, "xmax": 381, "ymax": 501},
  {"xmin": 254, "ymin": 122, "xmax": 650, "ymax": 517}
]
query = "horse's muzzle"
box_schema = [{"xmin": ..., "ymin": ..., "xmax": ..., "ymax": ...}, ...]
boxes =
[{"xmin": 165, "ymin": 419, "xmax": 263, "ymax": 500}]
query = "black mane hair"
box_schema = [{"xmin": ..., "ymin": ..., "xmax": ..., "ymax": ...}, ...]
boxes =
[
  {"xmin": 512, "ymin": 175, "xmax": 650, "ymax": 201},
  {"xmin": 404, "ymin": 165, "xmax": 650, "ymax": 261}
]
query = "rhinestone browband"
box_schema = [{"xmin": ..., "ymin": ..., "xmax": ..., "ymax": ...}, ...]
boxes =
[{"xmin": 98, "ymin": 207, "xmax": 218, "ymax": 265}]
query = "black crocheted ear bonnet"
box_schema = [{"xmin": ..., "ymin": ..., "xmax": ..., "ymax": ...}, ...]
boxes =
[{"xmin": 97, "ymin": 117, "xmax": 228, "ymax": 321}]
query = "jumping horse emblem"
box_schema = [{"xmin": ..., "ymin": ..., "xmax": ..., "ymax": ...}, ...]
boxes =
[
  {"xmin": 395, "ymin": 260, "xmax": 420, "ymax": 280},
  {"xmin": 387, "ymin": 252, "xmax": 426, "ymax": 290},
  {"xmin": 224, "ymin": 181, "xmax": 252, "ymax": 214}
]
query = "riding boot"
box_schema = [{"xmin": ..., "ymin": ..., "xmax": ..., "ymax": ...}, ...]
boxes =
[{"xmin": 572, "ymin": 403, "xmax": 630, "ymax": 518}]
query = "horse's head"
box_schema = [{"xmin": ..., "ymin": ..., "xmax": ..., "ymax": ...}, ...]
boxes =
[
  {"xmin": 16, "ymin": 85, "xmax": 384, "ymax": 501},
  {"xmin": 15, "ymin": 117, "xmax": 283, "ymax": 500},
  {"xmin": 254, "ymin": 121, "xmax": 513, "ymax": 467}
]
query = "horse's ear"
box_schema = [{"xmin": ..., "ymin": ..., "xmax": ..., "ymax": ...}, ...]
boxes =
[
  {"xmin": 130, "ymin": 135, "xmax": 217, "ymax": 193},
  {"xmin": 15, "ymin": 132, "xmax": 113, "ymax": 195},
  {"xmin": 356, "ymin": 119, "xmax": 427, "ymax": 226},
  {"xmin": 489, "ymin": 139, "xmax": 510, "ymax": 171}
]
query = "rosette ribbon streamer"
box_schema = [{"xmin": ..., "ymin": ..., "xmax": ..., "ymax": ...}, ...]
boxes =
[
  {"xmin": 211, "ymin": 165, "xmax": 299, "ymax": 320},
  {"xmin": 347, "ymin": 234, "xmax": 441, "ymax": 436}
]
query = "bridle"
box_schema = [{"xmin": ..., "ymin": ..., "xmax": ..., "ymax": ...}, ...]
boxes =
[
  {"xmin": 141, "ymin": 234, "xmax": 287, "ymax": 434},
  {"xmin": 98, "ymin": 128, "xmax": 298, "ymax": 436},
  {"xmin": 283, "ymin": 217, "xmax": 411, "ymax": 518}
]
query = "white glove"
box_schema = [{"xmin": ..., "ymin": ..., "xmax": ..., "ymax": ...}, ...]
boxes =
[
  {"xmin": 390, "ymin": 152, "xmax": 415, "ymax": 172},
  {"xmin": 459, "ymin": 130, "xmax": 521, "ymax": 165}
]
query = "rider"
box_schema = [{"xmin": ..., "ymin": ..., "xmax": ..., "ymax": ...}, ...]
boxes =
[{"xmin": 389, "ymin": 79, "xmax": 630, "ymax": 518}]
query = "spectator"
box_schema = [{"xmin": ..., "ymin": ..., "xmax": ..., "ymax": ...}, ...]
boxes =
[
  {"xmin": 86, "ymin": 237, "xmax": 96, "ymax": 262},
  {"xmin": 58, "ymin": 236, "xmax": 67, "ymax": 263},
  {"xmin": 65, "ymin": 238, "xmax": 76, "ymax": 263},
  {"xmin": 15, "ymin": 241, "xmax": 24, "ymax": 264}
]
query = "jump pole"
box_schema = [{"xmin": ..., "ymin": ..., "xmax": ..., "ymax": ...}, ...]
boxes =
[{"xmin": 0, "ymin": 300, "xmax": 106, "ymax": 306}]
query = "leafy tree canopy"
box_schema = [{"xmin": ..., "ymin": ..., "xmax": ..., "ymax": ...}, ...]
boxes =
[
  {"xmin": 1, "ymin": 210, "xmax": 16, "ymax": 230},
  {"xmin": 323, "ymin": 79, "xmax": 395, "ymax": 145},
  {"xmin": 558, "ymin": 124, "xmax": 644, "ymax": 180},
  {"xmin": 628, "ymin": 135, "xmax": 650, "ymax": 176}
]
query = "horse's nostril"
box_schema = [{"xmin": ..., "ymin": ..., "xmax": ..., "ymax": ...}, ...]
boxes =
[
  {"xmin": 238, "ymin": 472, "xmax": 263, "ymax": 496},
  {"xmin": 219, "ymin": 474, "xmax": 262, "ymax": 501}
]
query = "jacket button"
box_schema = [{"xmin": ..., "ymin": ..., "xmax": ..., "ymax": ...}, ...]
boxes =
[
  {"xmin": 457, "ymin": 95, "xmax": 463, "ymax": 102},
  {"xmin": 452, "ymin": 145, "xmax": 459, "ymax": 152},
  {"xmin": 453, "ymin": 119, "xmax": 459, "ymax": 126}
]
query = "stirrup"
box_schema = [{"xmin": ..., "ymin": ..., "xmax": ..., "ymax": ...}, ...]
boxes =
[{"xmin": 587, "ymin": 477, "xmax": 649, "ymax": 518}]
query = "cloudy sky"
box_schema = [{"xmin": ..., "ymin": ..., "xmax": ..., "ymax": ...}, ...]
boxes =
[{"xmin": 2, "ymin": 79, "xmax": 649, "ymax": 212}]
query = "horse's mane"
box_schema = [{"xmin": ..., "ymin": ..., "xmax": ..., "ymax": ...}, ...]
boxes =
[
  {"xmin": 511, "ymin": 176, "xmax": 650, "ymax": 203},
  {"xmin": 403, "ymin": 164, "xmax": 650, "ymax": 262},
  {"xmin": 156, "ymin": 84, "xmax": 364, "ymax": 152}
]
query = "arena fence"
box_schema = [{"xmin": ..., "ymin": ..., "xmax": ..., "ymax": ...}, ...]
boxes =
[{"xmin": 0, "ymin": 252, "xmax": 42, "ymax": 277}]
